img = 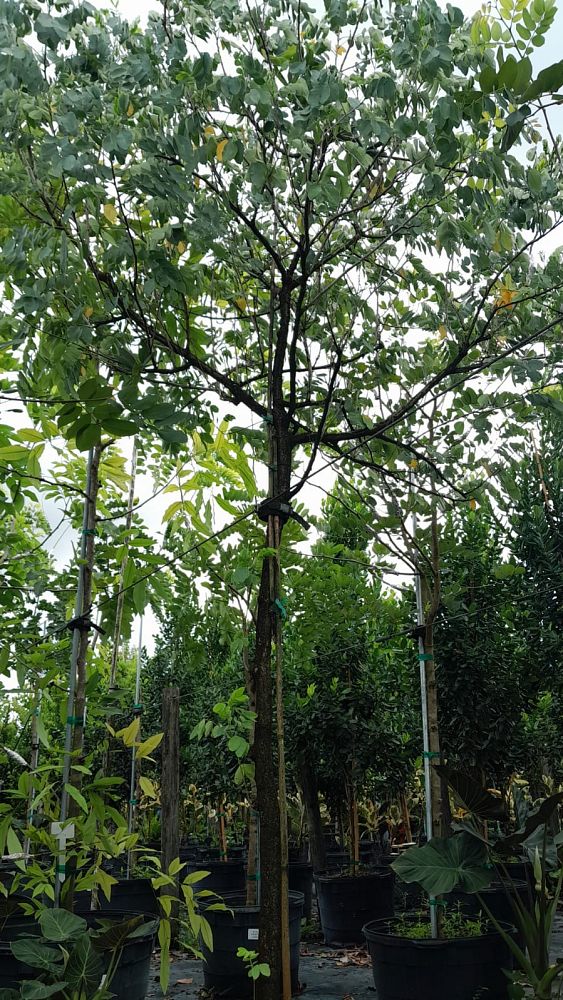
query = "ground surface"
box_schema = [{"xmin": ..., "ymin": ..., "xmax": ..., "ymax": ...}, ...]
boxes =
[{"xmin": 148, "ymin": 916, "xmax": 563, "ymax": 1000}]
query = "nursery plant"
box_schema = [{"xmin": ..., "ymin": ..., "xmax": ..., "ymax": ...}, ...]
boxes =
[
  {"xmin": 2, "ymin": 908, "xmax": 156, "ymax": 1000},
  {"xmin": 392, "ymin": 777, "xmax": 563, "ymax": 999}
]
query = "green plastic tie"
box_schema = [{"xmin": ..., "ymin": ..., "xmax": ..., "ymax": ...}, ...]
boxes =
[
  {"xmin": 274, "ymin": 598, "xmax": 287, "ymax": 620},
  {"xmin": 247, "ymin": 872, "xmax": 261, "ymax": 881},
  {"xmin": 56, "ymin": 864, "xmax": 66, "ymax": 874},
  {"xmin": 67, "ymin": 715, "xmax": 84, "ymax": 727},
  {"xmin": 82, "ymin": 528, "xmax": 96, "ymax": 536},
  {"xmin": 429, "ymin": 897, "xmax": 447, "ymax": 908},
  {"xmin": 262, "ymin": 414, "xmax": 273, "ymax": 425},
  {"xmin": 418, "ymin": 653, "xmax": 434, "ymax": 661},
  {"xmin": 129, "ymin": 798, "xmax": 138, "ymax": 806},
  {"xmin": 423, "ymin": 750, "xmax": 441, "ymax": 759},
  {"xmin": 133, "ymin": 702, "xmax": 143, "ymax": 711}
]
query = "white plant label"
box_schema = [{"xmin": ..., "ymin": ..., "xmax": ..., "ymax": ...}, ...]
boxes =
[{"xmin": 248, "ymin": 928, "xmax": 259, "ymax": 940}]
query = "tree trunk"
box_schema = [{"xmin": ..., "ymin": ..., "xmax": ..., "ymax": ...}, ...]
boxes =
[
  {"xmin": 298, "ymin": 758, "xmax": 326, "ymax": 872},
  {"xmin": 251, "ymin": 556, "xmax": 281, "ymax": 999},
  {"xmin": 161, "ymin": 686, "xmax": 180, "ymax": 945}
]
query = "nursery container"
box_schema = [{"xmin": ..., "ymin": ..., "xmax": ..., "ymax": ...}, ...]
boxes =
[
  {"xmin": 447, "ymin": 878, "xmax": 529, "ymax": 949},
  {"xmin": 201, "ymin": 890, "xmax": 304, "ymax": 998},
  {"xmin": 0, "ymin": 909, "xmax": 158, "ymax": 1000},
  {"xmin": 187, "ymin": 858, "xmax": 246, "ymax": 895},
  {"xmin": 363, "ymin": 917, "xmax": 515, "ymax": 1000},
  {"xmin": 324, "ymin": 849, "xmax": 349, "ymax": 871},
  {"xmin": 97, "ymin": 876, "xmax": 159, "ymax": 916},
  {"xmin": 316, "ymin": 867, "xmax": 395, "ymax": 946}
]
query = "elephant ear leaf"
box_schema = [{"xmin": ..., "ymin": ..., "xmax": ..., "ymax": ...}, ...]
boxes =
[
  {"xmin": 495, "ymin": 791, "xmax": 563, "ymax": 855},
  {"xmin": 65, "ymin": 934, "xmax": 104, "ymax": 995},
  {"xmin": 435, "ymin": 766, "xmax": 508, "ymax": 821},
  {"xmin": 91, "ymin": 915, "xmax": 144, "ymax": 952},
  {"xmin": 391, "ymin": 833, "xmax": 492, "ymax": 896}
]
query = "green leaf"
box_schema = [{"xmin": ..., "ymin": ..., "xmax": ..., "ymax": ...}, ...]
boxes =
[
  {"xmin": 64, "ymin": 783, "xmax": 88, "ymax": 813},
  {"xmin": 75, "ymin": 423, "xmax": 101, "ymax": 451},
  {"xmin": 101, "ymin": 418, "xmax": 138, "ymax": 437},
  {"xmin": 391, "ymin": 833, "xmax": 492, "ymax": 895},
  {"xmin": 10, "ymin": 939, "xmax": 64, "ymax": 973},
  {"xmin": 91, "ymin": 914, "xmax": 144, "ymax": 952},
  {"xmin": 39, "ymin": 908, "xmax": 87, "ymax": 943},
  {"xmin": 522, "ymin": 59, "xmax": 563, "ymax": 100},
  {"xmin": 65, "ymin": 933, "xmax": 104, "ymax": 994},
  {"xmin": 21, "ymin": 983, "xmax": 67, "ymax": 1000},
  {"xmin": 434, "ymin": 766, "xmax": 507, "ymax": 820}
]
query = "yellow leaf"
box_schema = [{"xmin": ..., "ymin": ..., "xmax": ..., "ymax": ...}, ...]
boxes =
[
  {"xmin": 469, "ymin": 498, "xmax": 477, "ymax": 511},
  {"xmin": 336, "ymin": 44, "xmax": 346, "ymax": 55},
  {"xmin": 103, "ymin": 203, "xmax": 117, "ymax": 224},
  {"xmin": 216, "ymin": 139, "xmax": 228, "ymax": 162},
  {"xmin": 438, "ymin": 324, "xmax": 447, "ymax": 340},
  {"xmin": 136, "ymin": 732, "xmax": 164, "ymax": 760},
  {"xmin": 194, "ymin": 177, "xmax": 200, "ymax": 190},
  {"xmin": 83, "ymin": 306, "xmax": 94, "ymax": 319},
  {"xmin": 215, "ymin": 299, "xmax": 228, "ymax": 308},
  {"xmin": 234, "ymin": 296, "xmax": 247, "ymax": 312},
  {"xmin": 116, "ymin": 716, "xmax": 140, "ymax": 747},
  {"xmin": 204, "ymin": 125, "xmax": 215, "ymax": 136},
  {"xmin": 494, "ymin": 285, "xmax": 516, "ymax": 309},
  {"xmin": 409, "ymin": 459, "xmax": 418, "ymax": 470},
  {"xmin": 177, "ymin": 241, "xmax": 186, "ymax": 254},
  {"xmin": 127, "ymin": 102, "xmax": 134, "ymax": 117},
  {"xmin": 140, "ymin": 776, "xmax": 158, "ymax": 799}
]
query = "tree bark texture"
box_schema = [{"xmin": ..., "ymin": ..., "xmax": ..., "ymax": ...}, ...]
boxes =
[
  {"xmin": 298, "ymin": 759, "xmax": 326, "ymax": 872},
  {"xmin": 161, "ymin": 685, "xmax": 180, "ymax": 944}
]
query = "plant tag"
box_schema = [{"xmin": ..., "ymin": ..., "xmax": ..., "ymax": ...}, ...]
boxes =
[{"xmin": 248, "ymin": 928, "xmax": 259, "ymax": 940}]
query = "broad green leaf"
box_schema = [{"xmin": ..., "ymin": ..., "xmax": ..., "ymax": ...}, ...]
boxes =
[
  {"xmin": 39, "ymin": 909, "xmax": 87, "ymax": 943},
  {"xmin": 391, "ymin": 833, "xmax": 492, "ymax": 895}
]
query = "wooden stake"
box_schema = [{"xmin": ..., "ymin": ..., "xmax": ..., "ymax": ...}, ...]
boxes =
[{"xmin": 161, "ymin": 686, "xmax": 180, "ymax": 945}]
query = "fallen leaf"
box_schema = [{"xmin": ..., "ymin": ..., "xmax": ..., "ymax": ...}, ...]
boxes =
[{"xmin": 175, "ymin": 979, "xmax": 193, "ymax": 985}]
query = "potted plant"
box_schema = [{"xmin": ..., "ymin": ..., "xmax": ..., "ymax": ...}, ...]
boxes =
[
  {"xmin": 0, "ymin": 907, "xmax": 158, "ymax": 1000},
  {"xmin": 376, "ymin": 786, "xmax": 563, "ymax": 1000}
]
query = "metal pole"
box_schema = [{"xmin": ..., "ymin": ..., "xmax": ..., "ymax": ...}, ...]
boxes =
[
  {"xmin": 55, "ymin": 449, "xmax": 94, "ymax": 905},
  {"xmin": 126, "ymin": 616, "xmax": 143, "ymax": 877},
  {"xmin": 24, "ymin": 687, "xmax": 42, "ymax": 856},
  {"xmin": 411, "ymin": 503, "xmax": 437, "ymax": 938}
]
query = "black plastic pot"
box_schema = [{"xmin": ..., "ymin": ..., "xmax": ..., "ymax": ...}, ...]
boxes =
[
  {"xmin": 288, "ymin": 862, "xmax": 314, "ymax": 920},
  {"xmin": 0, "ymin": 909, "xmax": 158, "ymax": 1000},
  {"xmin": 447, "ymin": 878, "xmax": 529, "ymax": 949},
  {"xmin": 316, "ymin": 868, "xmax": 395, "ymax": 946},
  {"xmin": 201, "ymin": 891, "xmax": 304, "ymax": 998},
  {"xmin": 363, "ymin": 917, "xmax": 515, "ymax": 1000},
  {"xmin": 97, "ymin": 877, "xmax": 159, "ymax": 917},
  {"xmin": 324, "ymin": 849, "xmax": 349, "ymax": 871},
  {"xmin": 187, "ymin": 858, "xmax": 245, "ymax": 896},
  {"xmin": 494, "ymin": 859, "xmax": 533, "ymax": 883}
]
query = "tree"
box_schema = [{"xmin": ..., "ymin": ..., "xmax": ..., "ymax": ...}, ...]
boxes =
[{"xmin": 2, "ymin": 0, "xmax": 563, "ymax": 989}]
